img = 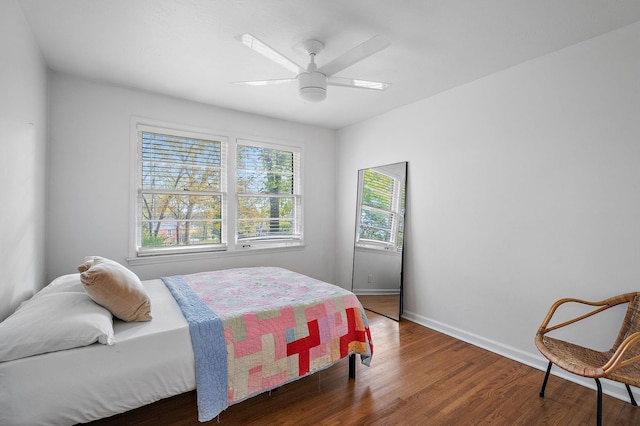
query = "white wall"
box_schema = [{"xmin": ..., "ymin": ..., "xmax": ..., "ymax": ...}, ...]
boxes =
[
  {"xmin": 337, "ymin": 21, "xmax": 640, "ymax": 379},
  {"xmin": 0, "ymin": 0, "xmax": 49, "ymax": 321},
  {"xmin": 352, "ymin": 248, "xmax": 402, "ymax": 294},
  {"xmin": 47, "ymin": 73, "xmax": 336, "ymax": 284}
]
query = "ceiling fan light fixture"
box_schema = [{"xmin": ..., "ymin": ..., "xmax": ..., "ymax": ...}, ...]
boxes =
[
  {"xmin": 300, "ymin": 87, "xmax": 326, "ymax": 102},
  {"xmin": 298, "ymin": 71, "xmax": 327, "ymax": 102}
]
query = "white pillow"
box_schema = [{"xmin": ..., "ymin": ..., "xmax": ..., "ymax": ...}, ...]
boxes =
[
  {"xmin": 34, "ymin": 273, "xmax": 85, "ymax": 296},
  {"xmin": 0, "ymin": 276, "xmax": 115, "ymax": 362}
]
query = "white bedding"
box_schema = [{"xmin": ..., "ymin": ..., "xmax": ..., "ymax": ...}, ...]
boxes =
[{"xmin": 0, "ymin": 279, "xmax": 196, "ymax": 426}]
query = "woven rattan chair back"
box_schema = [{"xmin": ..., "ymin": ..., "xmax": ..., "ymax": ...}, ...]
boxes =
[
  {"xmin": 612, "ymin": 294, "xmax": 640, "ymax": 356},
  {"xmin": 535, "ymin": 292, "xmax": 640, "ymax": 426}
]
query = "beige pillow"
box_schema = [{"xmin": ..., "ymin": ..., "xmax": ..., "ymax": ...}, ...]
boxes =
[
  {"xmin": 78, "ymin": 257, "xmax": 152, "ymax": 322},
  {"xmin": 77, "ymin": 255, "xmax": 107, "ymax": 273}
]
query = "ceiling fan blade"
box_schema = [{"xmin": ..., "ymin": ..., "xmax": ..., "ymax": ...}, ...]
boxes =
[
  {"xmin": 231, "ymin": 78, "xmax": 296, "ymax": 86},
  {"xmin": 327, "ymin": 76, "xmax": 391, "ymax": 91},
  {"xmin": 235, "ymin": 33, "xmax": 304, "ymax": 75},
  {"xmin": 318, "ymin": 35, "xmax": 391, "ymax": 77}
]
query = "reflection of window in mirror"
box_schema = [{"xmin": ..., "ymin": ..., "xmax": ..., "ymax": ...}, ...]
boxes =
[{"xmin": 356, "ymin": 168, "xmax": 405, "ymax": 252}]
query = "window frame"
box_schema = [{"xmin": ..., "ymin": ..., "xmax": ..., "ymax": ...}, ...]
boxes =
[
  {"xmin": 235, "ymin": 138, "xmax": 303, "ymax": 249},
  {"xmin": 132, "ymin": 122, "xmax": 229, "ymax": 257},
  {"xmin": 354, "ymin": 167, "xmax": 404, "ymax": 252},
  {"xmin": 128, "ymin": 118, "xmax": 304, "ymax": 263}
]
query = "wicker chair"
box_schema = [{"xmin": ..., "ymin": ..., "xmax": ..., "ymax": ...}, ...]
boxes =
[{"xmin": 535, "ymin": 292, "xmax": 640, "ymax": 426}]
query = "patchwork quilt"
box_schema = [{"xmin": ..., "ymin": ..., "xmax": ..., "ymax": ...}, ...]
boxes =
[{"xmin": 163, "ymin": 267, "xmax": 373, "ymax": 421}]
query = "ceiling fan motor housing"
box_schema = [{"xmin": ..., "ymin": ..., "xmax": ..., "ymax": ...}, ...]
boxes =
[{"xmin": 299, "ymin": 71, "xmax": 326, "ymax": 102}]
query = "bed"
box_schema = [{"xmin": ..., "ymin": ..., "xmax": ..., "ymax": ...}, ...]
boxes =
[{"xmin": 0, "ymin": 264, "xmax": 373, "ymax": 426}]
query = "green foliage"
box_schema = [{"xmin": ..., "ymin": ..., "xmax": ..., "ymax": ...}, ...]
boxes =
[
  {"xmin": 140, "ymin": 131, "xmax": 223, "ymax": 248},
  {"xmin": 142, "ymin": 231, "xmax": 166, "ymax": 247},
  {"xmin": 139, "ymin": 132, "xmax": 300, "ymax": 249},
  {"xmin": 236, "ymin": 144, "xmax": 296, "ymax": 239},
  {"xmin": 359, "ymin": 169, "xmax": 395, "ymax": 243}
]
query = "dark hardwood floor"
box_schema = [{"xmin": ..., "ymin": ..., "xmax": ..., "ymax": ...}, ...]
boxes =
[
  {"xmin": 87, "ymin": 311, "xmax": 640, "ymax": 425},
  {"xmin": 357, "ymin": 295, "xmax": 400, "ymax": 320}
]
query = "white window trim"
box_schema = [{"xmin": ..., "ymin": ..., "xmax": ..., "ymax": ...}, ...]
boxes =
[
  {"xmin": 235, "ymin": 138, "xmax": 303, "ymax": 250},
  {"xmin": 354, "ymin": 167, "xmax": 404, "ymax": 252},
  {"xmin": 128, "ymin": 117, "xmax": 304, "ymax": 265}
]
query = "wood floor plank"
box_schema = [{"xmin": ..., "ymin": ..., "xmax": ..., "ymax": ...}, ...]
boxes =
[{"xmin": 86, "ymin": 311, "xmax": 640, "ymax": 425}]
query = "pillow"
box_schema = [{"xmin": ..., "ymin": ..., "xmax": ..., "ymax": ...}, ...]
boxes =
[
  {"xmin": 78, "ymin": 256, "xmax": 152, "ymax": 322},
  {"xmin": 35, "ymin": 273, "xmax": 85, "ymax": 296},
  {"xmin": 77, "ymin": 255, "xmax": 105, "ymax": 273},
  {"xmin": 0, "ymin": 287, "xmax": 114, "ymax": 362}
]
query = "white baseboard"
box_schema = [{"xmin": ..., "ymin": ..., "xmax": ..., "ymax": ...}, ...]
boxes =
[
  {"xmin": 401, "ymin": 309, "xmax": 634, "ymax": 403},
  {"xmin": 353, "ymin": 289, "xmax": 401, "ymax": 296}
]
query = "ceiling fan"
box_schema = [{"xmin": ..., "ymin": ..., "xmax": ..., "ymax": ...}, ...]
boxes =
[{"xmin": 233, "ymin": 33, "xmax": 392, "ymax": 102}]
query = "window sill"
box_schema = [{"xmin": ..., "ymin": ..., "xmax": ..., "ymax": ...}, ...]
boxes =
[
  {"xmin": 354, "ymin": 244, "xmax": 402, "ymax": 255},
  {"xmin": 126, "ymin": 242, "xmax": 305, "ymax": 266}
]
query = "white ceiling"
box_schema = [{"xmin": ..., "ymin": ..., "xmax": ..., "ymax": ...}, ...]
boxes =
[{"xmin": 18, "ymin": 0, "xmax": 640, "ymax": 129}]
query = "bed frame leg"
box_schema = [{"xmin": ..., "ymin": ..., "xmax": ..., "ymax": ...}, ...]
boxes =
[{"xmin": 349, "ymin": 354, "xmax": 356, "ymax": 379}]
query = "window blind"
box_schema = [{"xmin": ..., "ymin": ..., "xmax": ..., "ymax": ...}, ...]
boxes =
[
  {"xmin": 137, "ymin": 130, "xmax": 227, "ymax": 254},
  {"xmin": 236, "ymin": 140, "xmax": 301, "ymax": 243},
  {"xmin": 357, "ymin": 168, "xmax": 400, "ymax": 247}
]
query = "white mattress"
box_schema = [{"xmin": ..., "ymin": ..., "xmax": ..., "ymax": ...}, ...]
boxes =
[{"xmin": 0, "ymin": 279, "xmax": 196, "ymax": 426}]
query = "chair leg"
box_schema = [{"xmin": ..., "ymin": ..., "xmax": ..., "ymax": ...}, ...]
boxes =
[
  {"xmin": 595, "ymin": 378, "xmax": 603, "ymax": 426},
  {"xmin": 626, "ymin": 384, "xmax": 638, "ymax": 406},
  {"xmin": 539, "ymin": 361, "xmax": 552, "ymax": 397}
]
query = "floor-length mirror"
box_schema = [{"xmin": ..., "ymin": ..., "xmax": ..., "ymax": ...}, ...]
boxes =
[{"xmin": 352, "ymin": 161, "xmax": 407, "ymax": 321}]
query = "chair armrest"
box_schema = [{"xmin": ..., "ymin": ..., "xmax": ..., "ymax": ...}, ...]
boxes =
[
  {"xmin": 537, "ymin": 293, "xmax": 636, "ymax": 335},
  {"xmin": 604, "ymin": 331, "xmax": 640, "ymax": 373}
]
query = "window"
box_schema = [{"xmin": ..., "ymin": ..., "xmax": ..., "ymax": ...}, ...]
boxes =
[
  {"xmin": 135, "ymin": 127, "xmax": 227, "ymax": 256},
  {"xmin": 131, "ymin": 120, "xmax": 302, "ymax": 259},
  {"xmin": 355, "ymin": 167, "xmax": 404, "ymax": 251},
  {"xmin": 236, "ymin": 139, "xmax": 302, "ymax": 246}
]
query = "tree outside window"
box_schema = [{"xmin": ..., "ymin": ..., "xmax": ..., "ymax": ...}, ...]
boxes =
[
  {"xmin": 133, "ymin": 123, "xmax": 303, "ymax": 257},
  {"xmin": 138, "ymin": 131, "xmax": 225, "ymax": 253},
  {"xmin": 236, "ymin": 141, "xmax": 301, "ymax": 243}
]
